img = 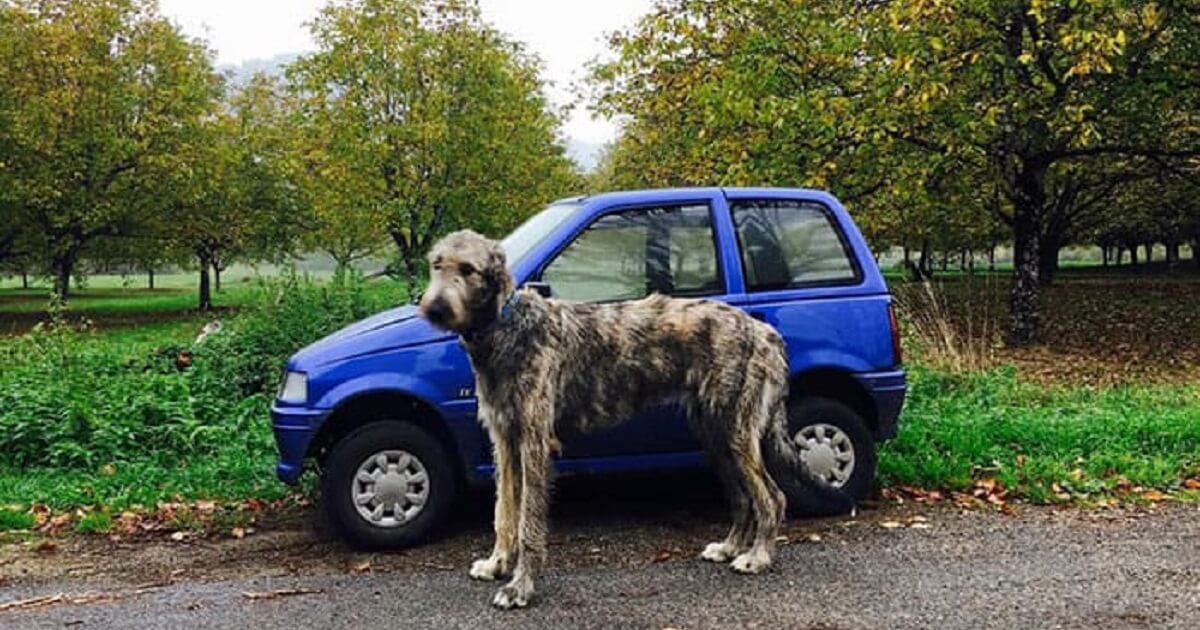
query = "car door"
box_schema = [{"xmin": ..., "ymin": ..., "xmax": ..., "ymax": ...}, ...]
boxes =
[
  {"xmin": 722, "ymin": 194, "xmax": 894, "ymax": 373},
  {"xmin": 532, "ymin": 198, "xmax": 729, "ymax": 458}
]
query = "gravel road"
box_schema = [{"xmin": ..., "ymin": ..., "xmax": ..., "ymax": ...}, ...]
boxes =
[{"xmin": 2, "ymin": 474, "xmax": 1198, "ymax": 629}]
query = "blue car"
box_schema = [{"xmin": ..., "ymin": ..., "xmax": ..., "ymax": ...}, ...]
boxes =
[{"xmin": 273, "ymin": 188, "xmax": 905, "ymax": 549}]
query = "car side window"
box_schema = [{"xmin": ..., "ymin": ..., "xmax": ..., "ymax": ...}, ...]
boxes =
[
  {"xmin": 731, "ymin": 200, "xmax": 859, "ymax": 291},
  {"xmin": 542, "ymin": 204, "xmax": 722, "ymax": 302}
]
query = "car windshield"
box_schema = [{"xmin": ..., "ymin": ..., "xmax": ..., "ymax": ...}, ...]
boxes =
[{"xmin": 500, "ymin": 201, "xmax": 581, "ymax": 267}]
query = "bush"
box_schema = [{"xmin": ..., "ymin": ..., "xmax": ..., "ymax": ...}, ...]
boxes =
[{"xmin": 0, "ymin": 272, "xmax": 396, "ymax": 473}]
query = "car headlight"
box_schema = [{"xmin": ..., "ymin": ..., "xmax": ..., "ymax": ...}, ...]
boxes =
[{"xmin": 277, "ymin": 371, "xmax": 308, "ymax": 404}]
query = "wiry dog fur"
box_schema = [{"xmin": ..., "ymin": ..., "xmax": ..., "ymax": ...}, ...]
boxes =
[{"xmin": 419, "ymin": 229, "xmax": 851, "ymax": 609}]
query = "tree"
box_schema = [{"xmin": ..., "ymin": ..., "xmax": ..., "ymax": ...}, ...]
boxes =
[
  {"xmin": 864, "ymin": 0, "xmax": 1199, "ymax": 343},
  {"xmin": 590, "ymin": 0, "xmax": 1200, "ymax": 345},
  {"xmin": 154, "ymin": 75, "xmax": 306, "ymax": 310},
  {"xmin": 289, "ymin": 0, "xmax": 579, "ymax": 298},
  {"xmin": 0, "ymin": 0, "xmax": 221, "ymax": 300}
]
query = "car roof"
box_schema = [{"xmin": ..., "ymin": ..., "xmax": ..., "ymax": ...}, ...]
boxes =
[{"xmin": 554, "ymin": 187, "xmax": 839, "ymax": 208}]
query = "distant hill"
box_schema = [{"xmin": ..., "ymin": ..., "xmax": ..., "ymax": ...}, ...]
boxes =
[
  {"xmin": 566, "ymin": 138, "xmax": 602, "ymax": 172},
  {"xmin": 221, "ymin": 52, "xmax": 301, "ymax": 85}
]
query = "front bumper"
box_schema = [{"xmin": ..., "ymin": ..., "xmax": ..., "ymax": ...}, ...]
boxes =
[
  {"xmin": 271, "ymin": 403, "xmax": 329, "ymax": 485},
  {"xmin": 854, "ymin": 370, "xmax": 907, "ymax": 440}
]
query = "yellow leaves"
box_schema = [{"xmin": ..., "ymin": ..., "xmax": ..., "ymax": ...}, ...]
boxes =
[{"xmin": 1017, "ymin": 52, "xmax": 1034, "ymax": 66}]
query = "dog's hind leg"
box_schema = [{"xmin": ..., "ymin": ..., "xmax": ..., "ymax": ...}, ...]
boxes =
[
  {"xmin": 691, "ymin": 407, "xmax": 755, "ymax": 563},
  {"xmin": 727, "ymin": 386, "xmax": 787, "ymax": 574},
  {"xmin": 471, "ymin": 415, "xmax": 520, "ymax": 581},
  {"xmin": 701, "ymin": 452, "xmax": 756, "ymax": 563},
  {"xmin": 492, "ymin": 391, "xmax": 555, "ymax": 610}
]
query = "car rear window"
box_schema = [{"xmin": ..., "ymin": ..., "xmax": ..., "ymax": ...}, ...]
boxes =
[{"xmin": 731, "ymin": 199, "xmax": 860, "ymax": 291}]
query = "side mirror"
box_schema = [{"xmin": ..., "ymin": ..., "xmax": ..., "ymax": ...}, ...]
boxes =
[{"xmin": 523, "ymin": 281, "xmax": 552, "ymax": 298}]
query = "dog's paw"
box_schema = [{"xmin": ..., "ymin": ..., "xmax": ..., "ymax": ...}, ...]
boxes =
[
  {"xmin": 700, "ymin": 541, "xmax": 736, "ymax": 563},
  {"xmin": 730, "ymin": 549, "xmax": 771, "ymax": 574},
  {"xmin": 469, "ymin": 557, "xmax": 504, "ymax": 581},
  {"xmin": 491, "ymin": 583, "xmax": 531, "ymax": 610}
]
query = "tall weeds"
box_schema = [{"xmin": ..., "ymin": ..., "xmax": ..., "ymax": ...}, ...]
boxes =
[{"xmin": 894, "ymin": 279, "xmax": 1000, "ymax": 374}]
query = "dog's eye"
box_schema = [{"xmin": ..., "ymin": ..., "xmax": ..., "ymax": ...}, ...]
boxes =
[{"xmin": 458, "ymin": 263, "xmax": 476, "ymax": 276}]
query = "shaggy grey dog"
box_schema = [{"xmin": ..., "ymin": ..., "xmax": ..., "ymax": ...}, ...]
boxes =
[{"xmin": 419, "ymin": 229, "xmax": 849, "ymax": 609}]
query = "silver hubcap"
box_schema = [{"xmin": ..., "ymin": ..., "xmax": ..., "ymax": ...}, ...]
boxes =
[
  {"xmin": 351, "ymin": 450, "xmax": 430, "ymax": 528},
  {"xmin": 794, "ymin": 423, "xmax": 855, "ymax": 487}
]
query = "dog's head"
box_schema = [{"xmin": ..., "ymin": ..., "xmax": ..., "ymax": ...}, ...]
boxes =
[{"xmin": 419, "ymin": 230, "xmax": 514, "ymax": 334}]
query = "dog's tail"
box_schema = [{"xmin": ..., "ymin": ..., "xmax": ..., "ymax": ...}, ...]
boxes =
[{"xmin": 762, "ymin": 402, "xmax": 857, "ymax": 516}]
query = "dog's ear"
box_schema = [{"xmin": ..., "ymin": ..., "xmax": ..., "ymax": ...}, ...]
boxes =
[{"xmin": 482, "ymin": 241, "xmax": 513, "ymax": 297}]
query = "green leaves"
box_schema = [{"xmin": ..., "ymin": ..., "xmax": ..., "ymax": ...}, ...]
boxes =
[
  {"xmin": 288, "ymin": 0, "xmax": 579, "ymax": 292},
  {"xmin": 0, "ymin": 0, "xmax": 221, "ymax": 297}
]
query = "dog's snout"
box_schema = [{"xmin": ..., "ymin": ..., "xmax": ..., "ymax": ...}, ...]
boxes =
[{"xmin": 422, "ymin": 298, "xmax": 448, "ymax": 325}]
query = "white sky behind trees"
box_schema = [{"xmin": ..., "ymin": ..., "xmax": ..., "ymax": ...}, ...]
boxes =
[{"xmin": 159, "ymin": 0, "xmax": 653, "ymax": 150}]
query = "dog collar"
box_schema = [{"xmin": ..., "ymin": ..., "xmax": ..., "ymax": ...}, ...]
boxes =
[{"xmin": 499, "ymin": 291, "xmax": 520, "ymax": 319}]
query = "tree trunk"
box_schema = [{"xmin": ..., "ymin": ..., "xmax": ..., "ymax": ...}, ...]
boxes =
[
  {"xmin": 401, "ymin": 256, "xmax": 421, "ymax": 303},
  {"xmin": 1101, "ymin": 246, "xmax": 1109, "ymax": 267},
  {"xmin": 148, "ymin": 267, "xmax": 155, "ymax": 290},
  {"xmin": 918, "ymin": 239, "xmax": 932, "ymax": 276},
  {"xmin": 214, "ymin": 266, "xmax": 222, "ymax": 292},
  {"xmin": 198, "ymin": 255, "xmax": 213, "ymax": 311},
  {"xmin": 21, "ymin": 268, "xmax": 29, "ymax": 290},
  {"xmin": 1144, "ymin": 242, "xmax": 1154, "ymax": 265},
  {"xmin": 1193, "ymin": 239, "xmax": 1200, "ymax": 269},
  {"xmin": 903, "ymin": 246, "xmax": 911, "ymax": 265},
  {"xmin": 1038, "ymin": 237, "xmax": 1061, "ymax": 287},
  {"xmin": 1166, "ymin": 240, "xmax": 1180, "ymax": 267},
  {"xmin": 988, "ymin": 245, "xmax": 996, "ymax": 271},
  {"xmin": 1007, "ymin": 164, "xmax": 1045, "ymax": 347},
  {"xmin": 1128, "ymin": 244, "xmax": 1139, "ymax": 266},
  {"xmin": 939, "ymin": 251, "xmax": 949, "ymax": 272},
  {"xmin": 52, "ymin": 256, "xmax": 74, "ymax": 301}
]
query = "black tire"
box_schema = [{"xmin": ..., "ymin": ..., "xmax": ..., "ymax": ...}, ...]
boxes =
[
  {"xmin": 322, "ymin": 421, "xmax": 458, "ymax": 550},
  {"xmin": 785, "ymin": 397, "xmax": 876, "ymax": 517}
]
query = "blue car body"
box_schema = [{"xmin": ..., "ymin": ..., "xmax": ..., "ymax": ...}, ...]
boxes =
[{"xmin": 272, "ymin": 187, "xmax": 905, "ymax": 486}]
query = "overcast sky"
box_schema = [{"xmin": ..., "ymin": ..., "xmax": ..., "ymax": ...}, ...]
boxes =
[{"xmin": 158, "ymin": 0, "xmax": 653, "ymax": 146}]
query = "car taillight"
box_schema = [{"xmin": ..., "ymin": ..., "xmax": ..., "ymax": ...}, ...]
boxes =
[{"xmin": 888, "ymin": 303, "xmax": 903, "ymax": 366}]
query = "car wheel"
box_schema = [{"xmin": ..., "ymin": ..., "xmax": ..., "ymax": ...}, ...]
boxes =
[
  {"xmin": 322, "ymin": 421, "xmax": 457, "ymax": 549},
  {"xmin": 785, "ymin": 397, "xmax": 876, "ymax": 517}
]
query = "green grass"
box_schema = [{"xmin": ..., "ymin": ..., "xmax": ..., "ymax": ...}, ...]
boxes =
[
  {"xmin": 0, "ymin": 449, "xmax": 296, "ymax": 512},
  {"xmin": 879, "ymin": 366, "xmax": 1200, "ymax": 501},
  {"xmin": 0, "ymin": 507, "xmax": 36, "ymax": 530},
  {"xmin": 74, "ymin": 510, "xmax": 114, "ymax": 534}
]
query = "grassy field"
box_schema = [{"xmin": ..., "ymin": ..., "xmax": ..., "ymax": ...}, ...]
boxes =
[{"xmin": 0, "ymin": 265, "xmax": 1198, "ymax": 535}]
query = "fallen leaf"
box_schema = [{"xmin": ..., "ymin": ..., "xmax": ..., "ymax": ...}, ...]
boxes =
[
  {"xmin": 349, "ymin": 558, "xmax": 371, "ymax": 573},
  {"xmin": 34, "ymin": 540, "xmax": 58, "ymax": 554},
  {"xmin": 806, "ymin": 533, "xmax": 822, "ymax": 543},
  {"xmin": 231, "ymin": 527, "xmax": 246, "ymax": 539},
  {"xmin": 880, "ymin": 521, "xmax": 903, "ymax": 529},
  {"xmin": 242, "ymin": 588, "xmax": 323, "ymax": 600},
  {"xmin": 1184, "ymin": 479, "xmax": 1200, "ymax": 490},
  {"xmin": 0, "ymin": 594, "xmax": 64, "ymax": 612},
  {"xmin": 1141, "ymin": 489, "xmax": 1168, "ymax": 502},
  {"xmin": 169, "ymin": 531, "xmax": 187, "ymax": 542},
  {"xmin": 909, "ymin": 522, "xmax": 932, "ymax": 530},
  {"xmin": 651, "ymin": 550, "xmax": 672, "ymax": 563}
]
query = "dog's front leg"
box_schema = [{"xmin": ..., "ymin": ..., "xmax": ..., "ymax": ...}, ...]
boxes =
[
  {"xmin": 492, "ymin": 396, "xmax": 553, "ymax": 609},
  {"xmin": 471, "ymin": 418, "xmax": 520, "ymax": 581}
]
